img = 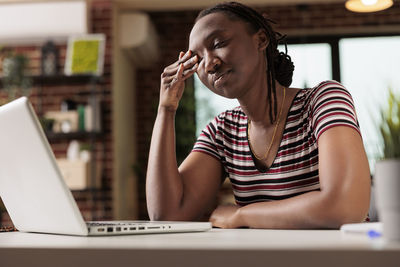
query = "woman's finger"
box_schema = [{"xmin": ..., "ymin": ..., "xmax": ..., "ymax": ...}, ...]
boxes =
[
  {"xmin": 163, "ymin": 52, "xmax": 189, "ymax": 73},
  {"xmin": 165, "ymin": 50, "xmax": 195, "ymax": 70},
  {"xmin": 178, "ymin": 50, "xmax": 192, "ymax": 64},
  {"xmin": 179, "ymin": 51, "xmax": 184, "ymax": 60},
  {"xmin": 182, "ymin": 62, "xmax": 199, "ymax": 78},
  {"xmin": 183, "ymin": 55, "xmax": 198, "ymax": 69},
  {"xmin": 163, "ymin": 54, "xmax": 198, "ymax": 76},
  {"xmin": 176, "ymin": 63, "xmax": 184, "ymax": 80},
  {"xmin": 163, "ymin": 63, "xmax": 197, "ymax": 89},
  {"xmin": 162, "ymin": 66, "xmax": 179, "ymax": 77},
  {"xmin": 168, "ymin": 50, "xmax": 191, "ymax": 69},
  {"xmin": 162, "ymin": 76, "xmax": 175, "ymax": 84},
  {"xmin": 163, "ymin": 63, "xmax": 184, "ymax": 89}
]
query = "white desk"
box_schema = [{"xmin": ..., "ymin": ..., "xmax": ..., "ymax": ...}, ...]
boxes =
[{"xmin": 0, "ymin": 229, "xmax": 399, "ymax": 267}]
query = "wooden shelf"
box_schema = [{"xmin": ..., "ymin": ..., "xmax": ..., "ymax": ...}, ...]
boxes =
[
  {"xmin": 45, "ymin": 131, "xmax": 103, "ymax": 141},
  {"xmin": 0, "ymin": 74, "xmax": 99, "ymax": 88},
  {"xmin": 33, "ymin": 74, "xmax": 99, "ymax": 86}
]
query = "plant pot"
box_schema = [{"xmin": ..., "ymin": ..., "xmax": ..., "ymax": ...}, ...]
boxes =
[{"xmin": 375, "ymin": 159, "xmax": 400, "ymax": 241}]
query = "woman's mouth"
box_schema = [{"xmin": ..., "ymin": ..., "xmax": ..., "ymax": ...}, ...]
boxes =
[{"xmin": 214, "ymin": 70, "xmax": 231, "ymax": 87}]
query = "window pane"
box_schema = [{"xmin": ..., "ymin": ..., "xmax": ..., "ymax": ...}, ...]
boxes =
[
  {"xmin": 280, "ymin": 43, "xmax": 332, "ymax": 88},
  {"xmin": 194, "ymin": 75, "xmax": 239, "ymax": 136},
  {"xmin": 340, "ymin": 36, "xmax": 400, "ymax": 171}
]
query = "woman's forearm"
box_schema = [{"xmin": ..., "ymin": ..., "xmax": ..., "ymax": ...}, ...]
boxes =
[
  {"xmin": 146, "ymin": 108, "xmax": 184, "ymax": 220},
  {"xmin": 234, "ymin": 189, "xmax": 368, "ymax": 229},
  {"xmin": 146, "ymin": 50, "xmax": 200, "ymax": 221}
]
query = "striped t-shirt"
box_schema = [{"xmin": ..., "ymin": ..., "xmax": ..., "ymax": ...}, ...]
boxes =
[{"xmin": 192, "ymin": 80, "xmax": 361, "ymax": 206}]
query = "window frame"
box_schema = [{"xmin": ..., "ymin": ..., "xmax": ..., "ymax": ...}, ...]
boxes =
[{"xmin": 285, "ymin": 32, "xmax": 400, "ymax": 83}]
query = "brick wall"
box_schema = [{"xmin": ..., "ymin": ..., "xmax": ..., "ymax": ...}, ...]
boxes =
[
  {"xmin": 0, "ymin": 0, "xmax": 113, "ymax": 227},
  {"xmin": 135, "ymin": 2, "xmax": 400, "ymax": 219}
]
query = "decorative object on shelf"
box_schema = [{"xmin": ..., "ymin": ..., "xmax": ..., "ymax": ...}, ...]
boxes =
[
  {"xmin": 77, "ymin": 104, "xmax": 86, "ymax": 131},
  {"xmin": 64, "ymin": 34, "xmax": 105, "ymax": 76},
  {"xmin": 44, "ymin": 110, "xmax": 79, "ymax": 133},
  {"xmin": 45, "ymin": 96, "xmax": 102, "ymax": 134},
  {"xmin": 41, "ymin": 41, "xmax": 59, "ymax": 76},
  {"xmin": 375, "ymin": 88, "xmax": 400, "ymax": 241},
  {"xmin": 0, "ymin": 47, "xmax": 32, "ymax": 102},
  {"xmin": 56, "ymin": 140, "xmax": 101, "ymax": 190},
  {"xmin": 85, "ymin": 95, "xmax": 102, "ymax": 132},
  {"xmin": 61, "ymin": 98, "xmax": 77, "ymax": 111},
  {"xmin": 345, "ymin": 0, "xmax": 393, "ymax": 13},
  {"xmin": 67, "ymin": 140, "xmax": 80, "ymax": 161}
]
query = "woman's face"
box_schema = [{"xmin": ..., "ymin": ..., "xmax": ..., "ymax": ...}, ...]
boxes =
[{"xmin": 189, "ymin": 12, "xmax": 267, "ymax": 99}]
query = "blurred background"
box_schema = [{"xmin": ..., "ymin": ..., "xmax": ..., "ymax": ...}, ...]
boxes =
[{"xmin": 0, "ymin": 0, "xmax": 399, "ymax": 227}]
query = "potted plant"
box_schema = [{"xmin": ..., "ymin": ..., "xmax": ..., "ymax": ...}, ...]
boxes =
[
  {"xmin": 379, "ymin": 88, "xmax": 400, "ymax": 159},
  {"xmin": 0, "ymin": 47, "xmax": 32, "ymax": 103}
]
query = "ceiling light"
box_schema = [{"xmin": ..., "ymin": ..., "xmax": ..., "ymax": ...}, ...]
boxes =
[{"xmin": 345, "ymin": 0, "xmax": 393, "ymax": 12}]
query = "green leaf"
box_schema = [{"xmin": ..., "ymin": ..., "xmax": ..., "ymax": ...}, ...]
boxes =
[{"xmin": 380, "ymin": 87, "xmax": 400, "ymax": 159}]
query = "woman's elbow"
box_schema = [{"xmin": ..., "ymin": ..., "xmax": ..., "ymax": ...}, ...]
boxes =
[
  {"xmin": 336, "ymin": 202, "xmax": 370, "ymax": 226},
  {"xmin": 324, "ymin": 189, "xmax": 371, "ymax": 228}
]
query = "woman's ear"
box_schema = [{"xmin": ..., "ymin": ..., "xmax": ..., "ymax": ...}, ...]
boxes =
[{"xmin": 255, "ymin": 29, "xmax": 269, "ymax": 51}]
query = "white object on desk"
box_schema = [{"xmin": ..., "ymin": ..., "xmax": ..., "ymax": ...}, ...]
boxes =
[
  {"xmin": 340, "ymin": 222, "xmax": 382, "ymax": 234},
  {"xmin": 375, "ymin": 160, "xmax": 400, "ymax": 241}
]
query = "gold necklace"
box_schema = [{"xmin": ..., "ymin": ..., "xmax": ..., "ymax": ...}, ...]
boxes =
[{"xmin": 248, "ymin": 87, "xmax": 286, "ymax": 161}]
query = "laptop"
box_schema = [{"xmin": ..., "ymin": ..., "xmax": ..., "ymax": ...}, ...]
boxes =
[{"xmin": 0, "ymin": 97, "xmax": 211, "ymax": 236}]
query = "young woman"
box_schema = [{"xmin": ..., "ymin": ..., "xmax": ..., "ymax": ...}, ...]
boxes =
[{"xmin": 146, "ymin": 2, "xmax": 371, "ymax": 229}]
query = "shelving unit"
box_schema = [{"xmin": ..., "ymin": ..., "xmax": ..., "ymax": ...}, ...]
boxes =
[
  {"xmin": 0, "ymin": 74, "xmax": 98, "ymax": 88},
  {"xmin": 1, "ymin": 73, "xmax": 108, "ymax": 220},
  {"xmin": 43, "ymin": 74, "xmax": 106, "ymax": 221},
  {"xmin": 45, "ymin": 131, "xmax": 103, "ymax": 142}
]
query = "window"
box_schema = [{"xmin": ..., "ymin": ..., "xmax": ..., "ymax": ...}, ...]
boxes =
[
  {"xmin": 194, "ymin": 75, "xmax": 239, "ymax": 136},
  {"xmin": 340, "ymin": 36, "xmax": 400, "ymax": 168},
  {"xmin": 279, "ymin": 43, "xmax": 332, "ymax": 88}
]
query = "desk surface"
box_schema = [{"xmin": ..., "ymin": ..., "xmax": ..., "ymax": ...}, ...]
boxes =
[{"xmin": 1, "ymin": 229, "xmax": 400, "ymax": 267}]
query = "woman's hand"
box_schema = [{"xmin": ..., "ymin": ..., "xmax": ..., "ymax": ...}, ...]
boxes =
[
  {"xmin": 209, "ymin": 204, "xmax": 242, "ymax": 229},
  {"xmin": 159, "ymin": 50, "xmax": 199, "ymax": 112}
]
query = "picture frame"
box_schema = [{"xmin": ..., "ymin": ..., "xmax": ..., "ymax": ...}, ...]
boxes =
[{"xmin": 64, "ymin": 34, "xmax": 105, "ymax": 76}]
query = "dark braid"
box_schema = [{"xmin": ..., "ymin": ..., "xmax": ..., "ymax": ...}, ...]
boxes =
[{"xmin": 196, "ymin": 1, "xmax": 295, "ymax": 123}]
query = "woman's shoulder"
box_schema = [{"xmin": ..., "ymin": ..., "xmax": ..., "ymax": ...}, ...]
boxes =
[
  {"xmin": 308, "ymin": 80, "xmax": 350, "ymax": 96},
  {"xmin": 215, "ymin": 106, "xmax": 247, "ymax": 122},
  {"xmin": 300, "ymin": 80, "xmax": 353, "ymax": 104}
]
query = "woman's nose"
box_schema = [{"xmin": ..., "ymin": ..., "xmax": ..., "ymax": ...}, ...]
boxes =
[{"xmin": 203, "ymin": 52, "xmax": 221, "ymax": 74}]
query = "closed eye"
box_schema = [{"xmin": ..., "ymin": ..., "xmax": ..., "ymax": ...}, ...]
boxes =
[
  {"xmin": 213, "ymin": 38, "xmax": 230, "ymax": 49},
  {"xmin": 213, "ymin": 41, "xmax": 226, "ymax": 49}
]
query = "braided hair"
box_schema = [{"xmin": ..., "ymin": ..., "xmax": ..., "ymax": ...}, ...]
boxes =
[{"xmin": 196, "ymin": 2, "xmax": 295, "ymax": 123}]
